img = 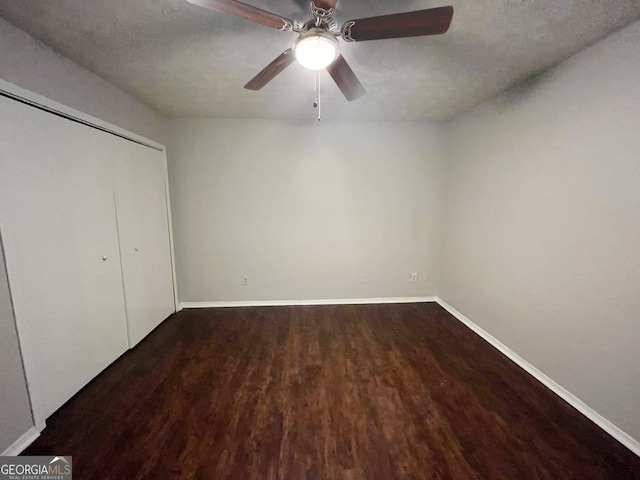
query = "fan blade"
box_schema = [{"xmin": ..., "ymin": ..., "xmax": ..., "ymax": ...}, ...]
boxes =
[
  {"xmin": 186, "ymin": 0, "xmax": 293, "ymax": 31},
  {"xmin": 342, "ymin": 6, "xmax": 453, "ymax": 42},
  {"xmin": 326, "ymin": 55, "xmax": 366, "ymax": 101},
  {"xmin": 313, "ymin": 0, "xmax": 337, "ymax": 10},
  {"xmin": 244, "ymin": 49, "xmax": 296, "ymax": 90}
]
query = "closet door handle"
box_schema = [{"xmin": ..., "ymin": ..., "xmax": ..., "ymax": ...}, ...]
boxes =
[{"xmin": 102, "ymin": 255, "xmax": 108, "ymax": 261}]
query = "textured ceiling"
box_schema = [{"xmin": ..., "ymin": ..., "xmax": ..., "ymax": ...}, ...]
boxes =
[{"xmin": 1, "ymin": 0, "xmax": 639, "ymax": 121}]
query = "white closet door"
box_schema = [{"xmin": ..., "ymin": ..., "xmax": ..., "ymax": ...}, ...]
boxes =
[
  {"xmin": 0, "ymin": 96, "xmax": 129, "ymax": 426},
  {"xmin": 114, "ymin": 143, "xmax": 175, "ymax": 347}
]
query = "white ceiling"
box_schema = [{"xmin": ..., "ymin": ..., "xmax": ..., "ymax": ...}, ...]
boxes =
[{"xmin": 1, "ymin": 0, "xmax": 639, "ymax": 121}]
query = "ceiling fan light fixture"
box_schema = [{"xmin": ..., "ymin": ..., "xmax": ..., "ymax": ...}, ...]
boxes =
[{"xmin": 293, "ymin": 30, "xmax": 339, "ymax": 71}]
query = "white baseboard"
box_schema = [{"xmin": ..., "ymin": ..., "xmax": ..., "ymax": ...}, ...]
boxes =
[
  {"xmin": 1, "ymin": 426, "xmax": 41, "ymax": 456},
  {"xmin": 179, "ymin": 296, "xmax": 436, "ymax": 309},
  {"xmin": 435, "ymin": 297, "xmax": 640, "ymax": 458}
]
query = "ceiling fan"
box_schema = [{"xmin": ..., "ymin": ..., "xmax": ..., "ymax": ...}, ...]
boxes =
[{"xmin": 186, "ymin": 0, "xmax": 454, "ymax": 101}]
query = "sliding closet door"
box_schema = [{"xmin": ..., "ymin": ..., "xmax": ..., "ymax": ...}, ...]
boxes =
[
  {"xmin": 0, "ymin": 96, "xmax": 129, "ymax": 426},
  {"xmin": 114, "ymin": 143, "xmax": 175, "ymax": 347}
]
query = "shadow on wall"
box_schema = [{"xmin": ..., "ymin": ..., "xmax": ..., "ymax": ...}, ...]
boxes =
[
  {"xmin": 0, "ymin": 230, "xmax": 35, "ymax": 453},
  {"xmin": 493, "ymin": 67, "xmax": 555, "ymax": 109}
]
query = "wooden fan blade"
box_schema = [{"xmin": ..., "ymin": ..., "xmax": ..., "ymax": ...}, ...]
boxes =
[
  {"xmin": 244, "ymin": 49, "xmax": 296, "ymax": 90},
  {"xmin": 326, "ymin": 55, "xmax": 366, "ymax": 101},
  {"xmin": 313, "ymin": 0, "xmax": 337, "ymax": 10},
  {"xmin": 342, "ymin": 6, "xmax": 453, "ymax": 42},
  {"xmin": 186, "ymin": 0, "xmax": 293, "ymax": 30}
]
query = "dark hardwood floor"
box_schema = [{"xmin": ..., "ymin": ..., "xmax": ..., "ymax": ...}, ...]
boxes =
[{"xmin": 23, "ymin": 303, "xmax": 640, "ymax": 479}]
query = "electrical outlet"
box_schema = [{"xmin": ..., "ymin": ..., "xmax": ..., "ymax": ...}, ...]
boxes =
[
  {"xmin": 410, "ymin": 272, "xmax": 418, "ymax": 282},
  {"xmin": 242, "ymin": 276, "xmax": 249, "ymax": 286}
]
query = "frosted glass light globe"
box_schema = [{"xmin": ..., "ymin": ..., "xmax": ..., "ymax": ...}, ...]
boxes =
[{"xmin": 294, "ymin": 31, "xmax": 339, "ymax": 71}]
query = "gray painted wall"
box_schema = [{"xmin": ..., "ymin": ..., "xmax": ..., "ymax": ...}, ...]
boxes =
[
  {"xmin": 167, "ymin": 119, "xmax": 446, "ymax": 302},
  {"xmin": 441, "ymin": 20, "xmax": 640, "ymax": 441},
  {"xmin": 0, "ymin": 17, "xmax": 166, "ymax": 143},
  {"xmin": 0, "ymin": 235, "xmax": 33, "ymax": 452}
]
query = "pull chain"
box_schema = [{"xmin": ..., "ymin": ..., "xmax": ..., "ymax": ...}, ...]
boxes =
[
  {"xmin": 318, "ymin": 72, "xmax": 321, "ymax": 121},
  {"xmin": 314, "ymin": 71, "xmax": 321, "ymax": 121}
]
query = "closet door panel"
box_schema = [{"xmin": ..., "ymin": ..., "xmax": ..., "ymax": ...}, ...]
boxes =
[
  {"xmin": 115, "ymin": 144, "xmax": 175, "ymax": 347},
  {"xmin": 0, "ymin": 96, "xmax": 129, "ymax": 425}
]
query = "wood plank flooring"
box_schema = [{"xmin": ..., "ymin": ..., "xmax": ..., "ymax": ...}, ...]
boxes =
[{"xmin": 23, "ymin": 303, "xmax": 640, "ymax": 479}]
